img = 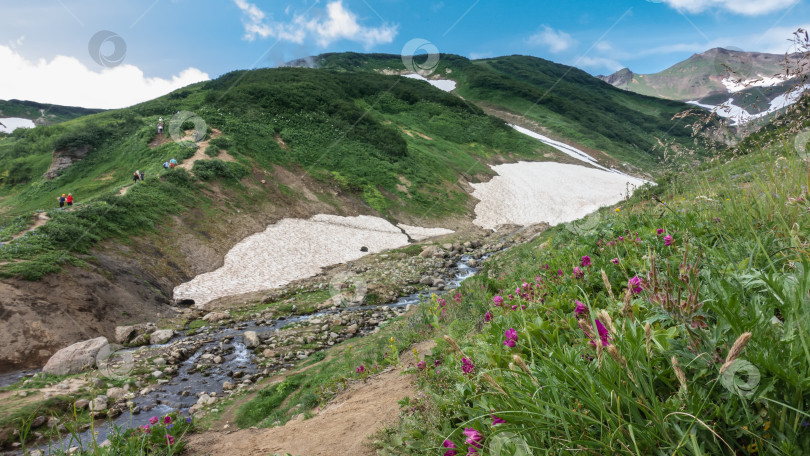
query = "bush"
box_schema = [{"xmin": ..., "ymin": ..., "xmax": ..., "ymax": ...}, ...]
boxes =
[
  {"xmin": 204, "ymin": 145, "xmax": 220, "ymax": 157},
  {"xmin": 191, "ymin": 159, "xmax": 248, "ymax": 181}
]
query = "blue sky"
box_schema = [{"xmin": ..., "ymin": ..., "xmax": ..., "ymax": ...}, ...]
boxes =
[{"xmin": 1, "ymin": 0, "xmax": 808, "ymax": 108}]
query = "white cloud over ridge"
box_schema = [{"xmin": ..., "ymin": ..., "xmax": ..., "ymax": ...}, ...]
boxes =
[
  {"xmin": 527, "ymin": 26, "xmax": 575, "ymax": 53},
  {"xmin": 0, "ymin": 45, "xmax": 209, "ymax": 109},
  {"xmin": 654, "ymin": 0, "xmax": 798, "ymax": 15},
  {"xmin": 234, "ymin": 0, "xmax": 397, "ymax": 49}
]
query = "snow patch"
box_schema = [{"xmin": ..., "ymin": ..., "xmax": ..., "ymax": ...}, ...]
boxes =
[
  {"xmin": 0, "ymin": 117, "xmax": 35, "ymax": 133},
  {"xmin": 722, "ymin": 74, "xmax": 794, "ymax": 93},
  {"xmin": 471, "ymin": 161, "xmax": 646, "ymax": 230},
  {"xmin": 402, "ymin": 73, "xmax": 456, "ymax": 92},
  {"xmin": 688, "ymin": 84, "xmax": 810, "ymax": 126},
  {"xmin": 397, "ymin": 224, "xmax": 454, "ymax": 241}
]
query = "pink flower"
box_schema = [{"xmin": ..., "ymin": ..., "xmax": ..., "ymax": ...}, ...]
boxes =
[
  {"xmin": 492, "ymin": 414, "xmax": 506, "ymax": 425},
  {"xmin": 462, "ymin": 358, "xmax": 475, "ymax": 374},
  {"xmin": 484, "ymin": 311, "xmax": 492, "ymax": 322},
  {"xmin": 573, "ymin": 266, "xmax": 584, "ymax": 279},
  {"xmin": 657, "ymin": 228, "xmax": 664, "ymax": 235},
  {"xmin": 557, "ymin": 269, "xmax": 563, "ymax": 277},
  {"xmin": 356, "ymin": 365, "xmax": 365, "ymax": 374},
  {"xmin": 149, "ymin": 417, "xmax": 159, "ymax": 425},
  {"xmin": 165, "ymin": 435, "xmax": 175, "ymax": 445},
  {"xmin": 435, "ymin": 359, "xmax": 441, "ymax": 367},
  {"xmin": 595, "ymin": 319, "xmax": 610, "ymax": 347},
  {"xmin": 443, "ymin": 439, "xmax": 457, "ymax": 449},
  {"xmin": 463, "ymin": 428, "xmax": 484, "ymax": 449},
  {"xmin": 618, "ymin": 236, "xmax": 624, "ymax": 241},
  {"xmin": 503, "ymin": 328, "xmax": 518, "ymax": 348},
  {"xmin": 417, "ymin": 361, "xmax": 426, "ymax": 370},
  {"xmin": 163, "ymin": 416, "xmax": 171, "ymax": 425},
  {"xmin": 493, "ymin": 296, "xmax": 504, "ymax": 306},
  {"xmin": 628, "ymin": 276, "xmax": 643, "ymax": 294},
  {"xmin": 581, "ymin": 255, "xmax": 591, "ymax": 267},
  {"xmin": 610, "ymin": 258, "xmax": 619, "ymax": 265},
  {"xmin": 574, "ymin": 301, "xmax": 588, "ymax": 316},
  {"xmin": 467, "ymin": 448, "xmax": 478, "ymax": 454},
  {"xmin": 139, "ymin": 425, "xmax": 151, "ymax": 434},
  {"xmin": 664, "ymin": 234, "xmax": 673, "ymax": 246},
  {"xmin": 444, "ymin": 450, "xmax": 458, "ymax": 456}
]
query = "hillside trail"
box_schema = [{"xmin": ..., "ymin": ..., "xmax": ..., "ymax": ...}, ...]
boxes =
[
  {"xmin": 185, "ymin": 339, "xmax": 436, "ymax": 456},
  {"xmin": 117, "ymin": 129, "xmax": 234, "ymax": 196},
  {"xmin": 2, "ymin": 211, "xmax": 49, "ymax": 243}
]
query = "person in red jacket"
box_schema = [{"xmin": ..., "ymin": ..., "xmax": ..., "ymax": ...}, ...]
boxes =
[{"xmin": 66, "ymin": 193, "xmax": 74, "ymax": 206}]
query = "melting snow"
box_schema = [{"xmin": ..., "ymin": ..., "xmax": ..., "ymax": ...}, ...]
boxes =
[
  {"xmin": 722, "ymin": 74, "xmax": 794, "ymax": 93},
  {"xmin": 0, "ymin": 117, "xmax": 35, "ymax": 133},
  {"xmin": 688, "ymin": 84, "xmax": 810, "ymax": 126},
  {"xmin": 471, "ymin": 161, "xmax": 646, "ymax": 230},
  {"xmin": 402, "ymin": 74, "xmax": 457, "ymax": 92},
  {"xmin": 397, "ymin": 224, "xmax": 454, "ymax": 241}
]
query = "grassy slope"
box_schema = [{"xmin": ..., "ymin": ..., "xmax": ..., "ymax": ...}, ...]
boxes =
[
  {"xmin": 0, "ymin": 99, "xmax": 104, "ymax": 125},
  {"xmin": 0, "ymin": 67, "xmax": 556, "ymax": 279},
  {"xmin": 314, "ymin": 52, "xmax": 712, "ymax": 170},
  {"xmin": 368, "ymin": 112, "xmax": 810, "ymax": 454}
]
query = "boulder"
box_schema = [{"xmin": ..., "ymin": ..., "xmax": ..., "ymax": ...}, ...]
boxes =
[
  {"xmin": 42, "ymin": 337, "xmax": 109, "ymax": 375},
  {"xmin": 243, "ymin": 331, "xmax": 261, "ymax": 348},
  {"xmin": 150, "ymin": 329, "xmax": 174, "ymax": 345},
  {"xmin": 106, "ymin": 388, "xmax": 126, "ymax": 401},
  {"xmin": 115, "ymin": 326, "xmax": 138, "ymax": 344},
  {"xmin": 89, "ymin": 396, "xmax": 108, "ymax": 412},
  {"xmin": 345, "ymin": 324, "xmax": 359, "ymax": 334},
  {"xmin": 419, "ymin": 245, "xmax": 443, "ymax": 258},
  {"xmin": 202, "ymin": 312, "xmax": 229, "ymax": 323}
]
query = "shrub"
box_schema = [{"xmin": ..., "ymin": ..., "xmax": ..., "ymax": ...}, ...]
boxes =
[{"xmin": 191, "ymin": 159, "xmax": 248, "ymax": 181}]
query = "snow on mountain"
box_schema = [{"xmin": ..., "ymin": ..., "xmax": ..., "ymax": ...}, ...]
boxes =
[
  {"xmin": 401, "ymin": 73, "xmax": 456, "ymax": 92},
  {"xmin": 688, "ymin": 85, "xmax": 810, "ymax": 125},
  {"xmin": 0, "ymin": 117, "xmax": 35, "ymax": 133},
  {"xmin": 721, "ymin": 74, "xmax": 795, "ymax": 93}
]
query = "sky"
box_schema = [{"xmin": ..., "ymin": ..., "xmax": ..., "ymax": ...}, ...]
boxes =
[{"xmin": 0, "ymin": 0, "xmax": 808, "ymax": 109}]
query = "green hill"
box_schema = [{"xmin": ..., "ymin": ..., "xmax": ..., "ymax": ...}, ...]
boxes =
[
  {"xmin": 0, "ymin": 99, "xmax": 104, "ymax": 126},
  {"xmin": 310, "ymin": 52, "xmax": 714, "ymax": 169}
]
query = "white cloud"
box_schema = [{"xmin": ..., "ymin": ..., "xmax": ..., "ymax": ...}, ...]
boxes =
[
  {"xmin": 527, "ymin": 26, "xmax": 575, "ymax": 53},
  {"xmin": 576, "ymin": 56, "xmax": 625, "ymax": 73},
  {"xmin": 655, "ymin": 0, "xmax": 798, "ymax": 15},
  {"xmin": 0, "ymin": 45, "xmax": 209, "ymax": 109},
  {"xmin": 234, "ymin": 0, "xmax": 397, "ymax": 49},
  {"xmin": 469, "ymin": 51, "xmax": 493, "ymax": 60}
]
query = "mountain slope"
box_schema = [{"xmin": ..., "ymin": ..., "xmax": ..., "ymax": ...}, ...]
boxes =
[
  {"xmin": 310, "ymin": 52, "xmax": 715, "ymax": 170},
  {"xmin": 0, "ymin": 99, "xmax": 104, "ymax": 129}
]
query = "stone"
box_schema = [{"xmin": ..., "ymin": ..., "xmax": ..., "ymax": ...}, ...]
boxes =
[
  {"xmin": 243, "ymin": 331, "xmax": 260, "ymax": 348},
  {"xmin": 150, "ymin": 329, "xmax": 174, "ymax": 345},
  {"xmin": 74, "ymin": 399, "xmax": 90, "ymax": 410},
  {"xmin": 106, "ymin": 387, "xmax": 125, "ymax": 401},
  {"xmin": 360, "ymin": 246, "xmax": 369, "ymax": 252},
  {"xmin": 202, "ymin": 312, "xmax": 229, "ymax": 323},
  {"xmin": 115, "ymin": 326, "xmax": 138, "ymax": 344},
  {"xmin": 153, "ymin": 357, "xmax": 167, "ymax": 366},
  {"xmin": 419, "ymin": 276, "xmax": 434, "ymax": 285},
  {"xmin": 222, "ymin": 381, "xmax": 235, "ymax": 391},
  {"xmin": 129, "ymin": 334, "xmax": 150, "ymax": 346},
  {"xmin": 31, "ymin": 416, "xmax": 46, "ymax": 428},
  {"xmin": 89, "ymin": 396, "xmax": 108, "ymax": 412},
  {"xmin": 262, "ymin": 349, "xmax": 273, "ymax": 358},
  {"xmin": 345, "ymin": 324, "xmax": 359, "ymax": 334},
  {"xmin": 42, "ymin": 337, "xmax": 109, "ymax": 375},
  {"xmin": 213, "ymin": 356, "xmax": 223, "ymax": 364},
  {"xmin": 152, "ymin": 371, "xmax": 164, "ymax": 379}
]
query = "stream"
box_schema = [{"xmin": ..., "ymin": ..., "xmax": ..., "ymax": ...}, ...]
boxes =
[{"xmin": 23, "ymin": 254, "xmax": 482, "ymax": 454}]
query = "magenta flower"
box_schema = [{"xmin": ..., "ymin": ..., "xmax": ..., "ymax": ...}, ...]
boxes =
[
  {"xmin": 504, "ymin": 328, "xmax": 518, "ymax": 348},
  {"xmin": 581, "ymin": 255, "xmax": 591, "ymax": 267},
  {"xmin": 443, "ymin": 439, "xmax": 456, "ymax": 449},
  {"xmin": 435, "ymin": 359, "xmax": 441, "ymax": 367},
  {"xmin": 595, "ymin": 319, "xmax": 610, "ymax": 347},
  {"xmin": 484, "ymin": 311, "xmax": 492, "ymax": 322},
  {"xmin": 628, "ymin": 276, "xmax": 643, "ymax": 294},
  {"xmin": 657, "ymin": 228, "xmax": 664, "ymax": 235},
  {"xmin": 557, "ymin": 269, "xmax": 563, "ymax": 277},
  {"xmin": 618, "ymin": 236, "xmax": 624, "ymax": 241},
  {"xmin": 610, "ymin": 258, "xmax": 619, "ymax": 265},
  {"xmin": 574, "ymin": 301, "xmax": 588, "ymax": 316},
  {"xmin": 463, "ymin": 428, "xmax": 484, "ymax": 449},
  {"xmin": 492, "ymin": 414, "xmax": 506, "ymax": 425},
  {"xmin": 493, "ymin": 295, "xmax": 504, "ymax": 306},
  {"xmin": 444, "ymin": 450, "xmax": 458, "ymax": 456},
  {"xmin": 356, "ymin": 365, "xmax": 365, "ymax": 374},
  {"xmin": 165, "ymin": 435, "xmax": 175, "ymax": 445},
  {"xmin": 573, "ymin": 266, "xmax": 584, "ymax": 279},
  {"xmin": 149, "ymin": 416, "xmax": 159, "ymax": 425},
  {"xmin": 462, "ymin": 358, "xmax": 475, "ymax": 374},
  {"xmin": 417, "ymin": 361, "xmax": 426, "ymax": 370},
  {"xmin": 467, "ymin": 448, "xmax": 478, "ymax": 454},
  {"xmin": 664, "ymin": 234, "xmax": 673, "ymax": 246},
  {"xmin": 139, "ymin": 425, "xmax": 151, "ymax": 434},
  {"xmin": 163, "ymin": 416, "xmax": 171, "ymax": 425}
]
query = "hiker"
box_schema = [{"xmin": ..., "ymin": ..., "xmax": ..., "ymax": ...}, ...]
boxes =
[
  {"xmin": 133, "ymin": 170, "xmax": 141, "ymax": 182},
  {"xmin": 57, "ymin": 194, "xmax": 66, "ymax": 208},
  {"xmin": 66, "ymin": 193, "xmax": 73, "ymax": 207},
  {"xmin": 157, "ymin": 117, "xmax": 164, "ymax": 134},
  {"xmin": 163, "ymin": 161, "xmax": 170, "ymax": 170},
  {"xmin": 170, "ymin": 158, "xmax": 177, "ymax": 168},
  {"xmin": 140, "ymin": 170, "xmax": 145, "ymax": 181}
]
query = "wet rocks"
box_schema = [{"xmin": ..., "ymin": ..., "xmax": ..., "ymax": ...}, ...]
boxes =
[
  {"xmin": 202, "ymin": 312, "xmax": 229, "ymax": 323},
  {"xmin": 150, "ymin": 329, "xmax": 175, "ymax": 345},
  {"xmin": 115, "ymin": 323, "xmax": 156, "ymax": 344},
  {"xmin": 89, "ymin": 395, "xmax": 108, "ymax": 412},
  {"xmin": 243, "ymin": 331, "xmax": 261, "ymax": 348},
  {"xmin": 42, "ymin": 337, "xmax": 109, "ymax": 375}
]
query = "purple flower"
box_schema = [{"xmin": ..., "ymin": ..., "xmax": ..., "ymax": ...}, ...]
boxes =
[
  {"xmin": 165, "ymin": 435, "xmax": 175, "ymax": 445},
  {"xmin": 574, "ymin": 301, "xmax": 588, "ymax": 316},
  {"xmin": 443, "ymin": 439, "xmax": 457, "ymax": 449},
  {"xmin": 618, "ymin": 236, "xmax": 624, "ymax": 241},
  {"xmin": 185, "ymin": 417, "xmax": 192, "ymax": 424},
  {"xmin": 468, "ymin": 448, "xmax": 478, "ymax": 454},
  {"xmin": 491, "ymin": 414, "xmax": 506, "ymax": 425},
  {"xmin": 163, "ymin": 416, "xmax": 171, "ymax": 425},
  {"xmin": 434, "ymin": 359, "xmax": 441, "ymax": 367},
  {"xmin": 463, "ymin": 428, "xmax": 484, "ymax": 449},
  {"xmin": 462, "ymin": 358, "xmax": 475, "ymax": 374},
  {"xmin": 417, "ymin": 361, "xmax": 426, "ymax": 370},
  {"xmin": 493, "ymin": 296, "xmax": 504, "ymax": 306},
  {"xmin": 149, "ymin": 416, "xmax": 159, "ymax": 425},
  {"xmin": 595, "ymin": 319, "xmax": 610, "ymax": 347},
  {"xmin": 635, "ymin": 237, "xmax": 642, "ymax": 243},
  {"xmin": 628, "ymin": 276, "xmax": 643, "ymax": 294},
  {"xmin": 557, "ymin": 269, "xmax": 563, "ymax": 277},
  {"xmin": 444, "ymin": 451, "xmax": 458, "ymax": 456},
  {"xmin": 581, "ymin": 255, "xmax": 591, "ymax": 267},
  {"xmin": 573, "ymin": 266, "xmax": 584, "ymax": 279},
  {"xmin": 610, "ymin": 258, "xmax": 619, "ymax": 265},
  {"xmin": 664, "ymin": 234, "xmax": 673, "ymax": 246},
  {"xmin": 356, "ymin": 365, "xmax": 365, "ymax": 374},
  {"xmin": 484, "ymin": 311, "xmax": 492, "ymax": 322},
  {"xmin": 657, "ymin": 228, "xmax": 664, "ymax": 235}
]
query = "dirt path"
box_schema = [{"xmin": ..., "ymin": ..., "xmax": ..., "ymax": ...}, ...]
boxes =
[
  {"xmin": 185, "ymin": 340, "xmax": 435, "ymax": 456},
  {"xmin": 3, "ymin": 212, "xmax": 49, "ymax": 243},
  {"xmin": 178, "ymin": 129, "xmax": 235, "ymax": 171}
]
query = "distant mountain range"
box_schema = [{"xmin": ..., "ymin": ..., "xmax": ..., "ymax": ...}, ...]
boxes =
[
  {"xmin": 598, "ymin": 48, "xmax": 809, "ymax": 126},
  {"xmin": 0, "ymin": 99, "xmax": 104, "ymax": 132}
]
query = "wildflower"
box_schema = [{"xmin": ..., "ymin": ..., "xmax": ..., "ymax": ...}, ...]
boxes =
[
  {"xmin": 166, "ymin": 423, "xmax": 173, "ymax": 430},
  {"xmin": 434, "ymin": 359, "xmax": 441, "ymax": 367},
  {"xmin": 443, "ymin": 438, "xmax": 457, "ymax": 456},
  {"xmin": 463, "ymin": 428, "xmax": 484, "ymax": 449},
  {"xmin": 417, "ymin": 361, "xmax": 426, "ymax": 370},
  {"xmin": 614, "ymin": 207, "xmax": 620, "ymax": 213},
  {"xmin": 454, "ymin": 293, "xmax": 462, "ymax": 303},
  {"xmin": 185, "ymin": 417, "xmax": 192, "ymax": 424},
  {"xmin": 165, "ymin": 435, "xmax": 175, "ymax": 445},
  {"xmin": 557, "ymin": 269, "xmax": 563, "ymax": 277},
  {"xmin": 140, "ymin": 425, "xmax": 151, "ymax": 434},
  {"xmin": 493, "ymin": 295, "xmax": 504, "ymax": 306},
  {"xmin": 628, "ymin": 276, "xmax": 643, "ymax": 294},
  {"xmin": 468, "ymin": 448, "xmax": 478, "ymax": 454},
  {"xmin": 461, "ymin": 357, "xmax": 475, "ymax": 374},
  {"xmin": 635, "ymin": 237, "xmax": 641, "ymax": 242},
  {"xmin": 484, "ymin": 311, "xmax": 492, "ymax": 322},
  {"xmin": 492, "ymin": 414, "xmax": 506, "ymax": 425},
  {"xmin": 664, "ymin": 234, "xmax": 673, "ymax": 246},
  {"xmin": 504, "ymin": 328, "xmax": 518, "ymax": 348},
  {"xmin": 610, "ymin": 258, "xmax": 619, "ymax": 265},
  {"xmin": 149, "ymin": 416, "xmax": 159, "ymax": 425},
  {"xmin": 595, "ymin": 319, "xmax": 610, "ymax": 347},
  {"xmin": 574, "ymin": 301, "xmax": 588, "ymax": 316},
  {"xmin": 356, "ymin": 365, "xmax": 365, "ymax": 374},
  {"xmin": 657, "ymin": 228, "xmax": 664, "ymax": 235},
  {"xmin": 618, "ymin": 236, "xmax": 624, "ymax": 242},
  {"xmin": 163, "ymin": 416, "xmax": 172, "ymax": 425},
  {"xmin": 573, "ymin": 266, "xmax": 584, "ymax": 279},
  {"xmin": 581, "ymin": 255, "xmax": 591, "ymax": 267}
]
